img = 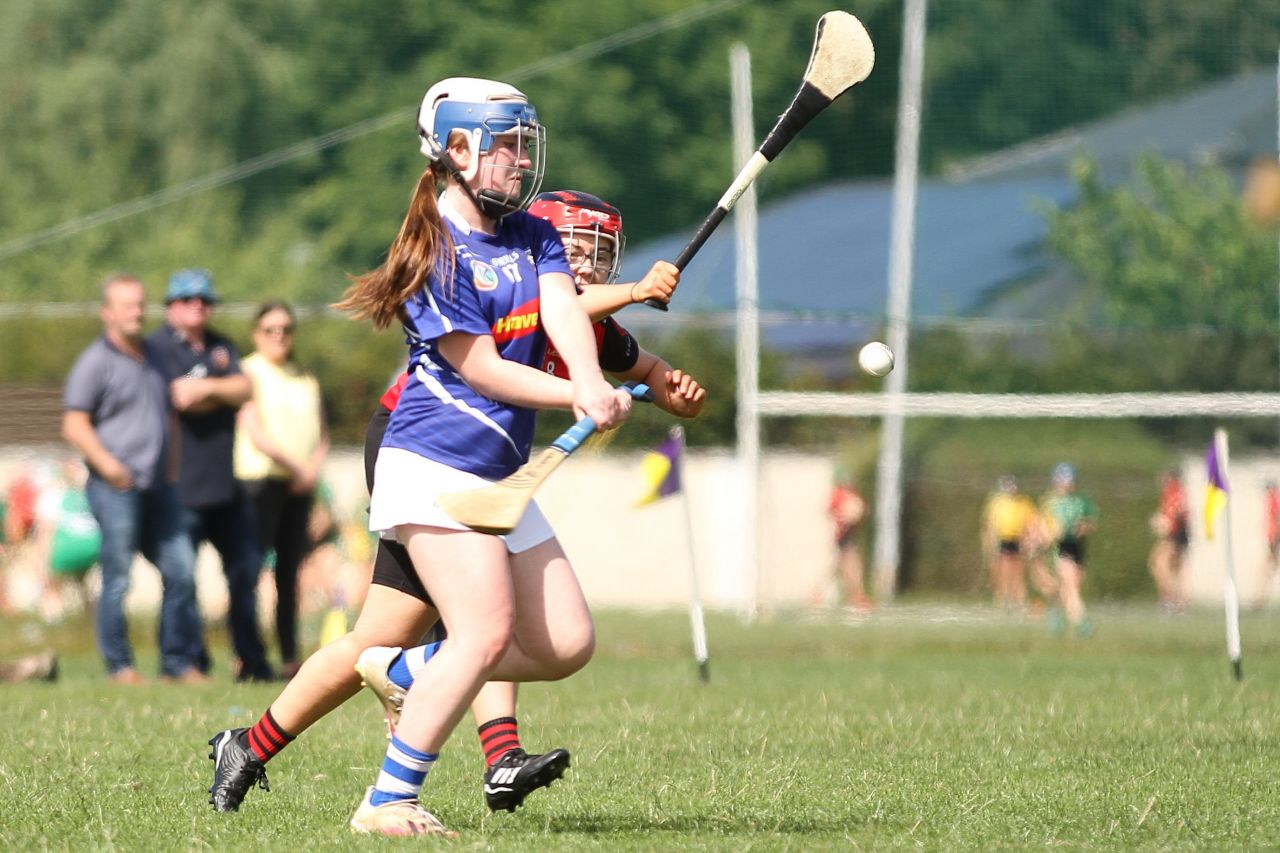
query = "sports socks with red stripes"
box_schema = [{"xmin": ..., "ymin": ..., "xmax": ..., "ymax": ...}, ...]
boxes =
[
  {"xmin": 244, "ymin": 707, "xmax": 295, "ymax": 763},
  {"xmin": 478, "ymin": 716, "xmax": 522, "ymax": 767}
]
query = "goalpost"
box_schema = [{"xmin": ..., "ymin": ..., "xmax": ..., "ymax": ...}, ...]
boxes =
[
  {"xmin": 739, "ymin": 391, "xmax": 1280, "ymax": 616},
  {"xmin": 728, "ymin": 2, "xmax": 1280, "ymax": 615}
]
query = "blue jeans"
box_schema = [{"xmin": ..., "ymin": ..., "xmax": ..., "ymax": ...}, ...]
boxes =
[{"xmin": 85, "ymin": 476, "xmax": 203, "ymax": 677}]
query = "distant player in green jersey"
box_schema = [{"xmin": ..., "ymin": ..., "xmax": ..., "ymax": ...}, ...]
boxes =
[
  {"xmin": 36, "ymin": 459, "xmax": 101, "ymax": 621},
  {"xmin": 1040, "ymin": 463, "xmax": 1098, "ymax": 636}
]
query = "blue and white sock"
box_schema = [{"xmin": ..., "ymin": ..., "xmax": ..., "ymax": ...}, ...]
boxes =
[
  {"xmin": 387, "ymin": 640, "xmax": 443, "ymax": 690},
  {"xmin": 369, "ymin": 734, "xmax": 437, "ymax": 806}
]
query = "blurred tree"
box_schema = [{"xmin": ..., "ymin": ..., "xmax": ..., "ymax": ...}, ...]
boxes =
[
  {"xmin": 925, "ymin": 0, "xmax": 1280, "ymax": 170},
  {"xmin": 1042, "ymin": 152, "xmax": 1280, "ymax": 391},
  {"xmin": 4, "ymin": 0, "xmax": 1278, "ymax": 302}
]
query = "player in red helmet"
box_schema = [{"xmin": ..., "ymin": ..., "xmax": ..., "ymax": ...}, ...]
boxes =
[
  {"xmin": 531, "ymin": 189, "xmax": 704, "ymax": 418},
  {"xmin": 528, "ymin": 190, "xmax": 626, "ymax": 281}
]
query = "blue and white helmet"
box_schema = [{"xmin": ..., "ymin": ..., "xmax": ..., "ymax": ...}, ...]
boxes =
[{"xmin": 417, "ymin": 77, "xmax": 546, "ymax": 219}]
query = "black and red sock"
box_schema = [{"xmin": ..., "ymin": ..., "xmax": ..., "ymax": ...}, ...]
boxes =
[
  {"xmin": 478, "ymin": 717, "xmax": 521, "ymax": 767},
  {"xmin": 244, "ymin": 707, "xmax": 295, "ymax": 763}
]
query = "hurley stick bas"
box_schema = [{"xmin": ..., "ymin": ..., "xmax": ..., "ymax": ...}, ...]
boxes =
[
  {"xmin": 647, "ymin": 10, "xmax": 875, "ymax": 310},
  {"xmin": 437, "ymin": 382, "xmax": 652, "ymax": 535}
]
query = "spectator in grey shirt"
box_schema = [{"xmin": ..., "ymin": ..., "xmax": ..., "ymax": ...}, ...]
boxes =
[{"xmin": 62, "ymin": 273, "xmax": 209, "ymax": 685}]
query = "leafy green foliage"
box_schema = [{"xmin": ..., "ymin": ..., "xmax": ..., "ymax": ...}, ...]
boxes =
[
  {"xmin": 926, "ymin": 0, "xmax": 1280, "ymax": 169},
  {"xmin": 1038, "ymin": 152, "xmax": 1280, "ymax": 445},
  {"xmin": 2, "ymin": 1, "xmax": 1278, "ymax": 301},
  {"xmin": 5, "ymin": 2, "xmax": 1280, "ymax": 600},
  {"xmin": 1044, "ymin": 154, "xmax": 1280, "ymax": 338}
]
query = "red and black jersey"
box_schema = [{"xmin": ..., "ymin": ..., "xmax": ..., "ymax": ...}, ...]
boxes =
[
  {"xmin": 1158, "ymin": 479, "xmax": 1189, "ymax": 539},
  {"xmin": 379, "ymin": 371, "xmax": 411, "ymax": 412},
  {"xmin": 542, "ymin": 317, "xmax": 639, "ymax": 380}
]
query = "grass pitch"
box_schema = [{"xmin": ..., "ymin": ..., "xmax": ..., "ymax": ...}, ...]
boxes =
[{"xmin": 2, "ymin": 604, "xmax": 1279, "ymax": 850}]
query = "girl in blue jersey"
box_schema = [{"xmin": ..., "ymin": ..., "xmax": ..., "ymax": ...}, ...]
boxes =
[
  {"xmin": 332, "ymin": 77, "xmax": 646, "ymax": 836},
  {"xmin": 205, "ymin": 177, "xmax": 689, "ymax": 822}
]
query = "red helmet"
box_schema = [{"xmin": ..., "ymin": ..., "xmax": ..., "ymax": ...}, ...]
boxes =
[{"xmin": 528, "ymin": 190, "xmax": 626, "ymax": 283}]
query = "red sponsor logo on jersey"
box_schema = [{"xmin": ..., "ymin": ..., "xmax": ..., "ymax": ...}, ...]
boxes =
[{"xmin": 492, "ymin": 298, "xmax": 541, "ymax": 344}]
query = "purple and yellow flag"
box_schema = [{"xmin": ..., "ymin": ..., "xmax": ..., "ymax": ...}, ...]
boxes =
[
  {"xmin": 636, "ymin": 431, "xmax": 682, "ymax": 507},
  {"xmin": 1204, "ymin": 437, "xmax": 1229, "ymax": 540}
]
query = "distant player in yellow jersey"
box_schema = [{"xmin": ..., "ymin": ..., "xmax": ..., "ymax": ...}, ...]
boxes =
[{"xmin": 981, "ymin": 475, "xmax": 1036, "ymax": 610}]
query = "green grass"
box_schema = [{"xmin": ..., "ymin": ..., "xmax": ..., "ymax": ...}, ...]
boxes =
[{"xmin": 2, "ymin": 605, "xmax": 1279, "ymax": 850}]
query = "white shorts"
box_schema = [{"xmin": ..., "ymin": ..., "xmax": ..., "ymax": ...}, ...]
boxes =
[{"xmin": 368, "ymin": 447, "xmax": 554, "ymax": 554}]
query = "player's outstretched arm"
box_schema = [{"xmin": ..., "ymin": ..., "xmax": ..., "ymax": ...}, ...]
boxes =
[
  {"xmin": 578, "ymin": 261, "xmax": 679, "ymax": 321},
  {"xmin": 614, "ymin": 348, "xmax": 706, "ymax": 419}
]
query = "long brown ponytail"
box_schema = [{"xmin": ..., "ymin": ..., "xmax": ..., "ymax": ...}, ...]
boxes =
[{"xmin": 333, "ymin": 164, "xmax": 454, "ymax": 329}]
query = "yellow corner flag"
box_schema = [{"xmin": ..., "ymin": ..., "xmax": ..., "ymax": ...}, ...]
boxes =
[
  {"xmin": 1204, "ymin": 436, "xmax": 1229, "ymax": 540},
  {"xmin": 635, "ymin": 430, "xmax": 682, "ymax": 507}
]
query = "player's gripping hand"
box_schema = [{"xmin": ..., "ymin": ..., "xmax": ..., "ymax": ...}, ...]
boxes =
[
  {"xmin": 572, "ymin": 375, "xmax": 632, "ymax": 431},
  {"xmin": 629, "ymin": 261, "xmax": 680, "ymax": 306},
  {"xmin": 664, "ymin": 369, "xmax": 706, "ymax": 418}
]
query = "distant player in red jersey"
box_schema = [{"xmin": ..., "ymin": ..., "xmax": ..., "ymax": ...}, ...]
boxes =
[
  {"xmin": 1148, "ymin": 469, "xmax": 1189, "ymax": 613},
  {"xmin": 826, "ymin": 474, "xmax": 870, "ymax": 612},
  {"xmin": 1256, "ymin": 480, "xmax": 1280, "ymax": 608}
]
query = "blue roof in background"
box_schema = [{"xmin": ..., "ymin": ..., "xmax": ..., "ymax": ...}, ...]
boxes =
[
  {"xmin": 620, "ymin": 176, "xmax": 1075, "ymax": 319},
  {"xmin": 615, "ymin": 68, "xmax": 1276, "ymax": 352},
  {"xmin": 947, "ymin": 69, "xmax": 1277, "ymax": 184}
]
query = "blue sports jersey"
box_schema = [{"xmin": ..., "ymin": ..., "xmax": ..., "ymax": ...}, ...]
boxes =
[{"xmin": 382, "ymin": 206, "xmax": 571, "ymax": 480}]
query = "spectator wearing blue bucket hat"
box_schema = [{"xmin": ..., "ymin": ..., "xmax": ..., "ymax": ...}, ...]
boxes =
[
  {"xmin": 165, "ymin": 268, "xmax": 221, "ymax": 304},
  {"xmin": 148, "ymin": 268, "xmax": 275, "ymax": 681}
]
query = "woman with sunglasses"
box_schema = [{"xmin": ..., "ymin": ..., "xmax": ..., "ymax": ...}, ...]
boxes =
[{"xmin": 234, "ymin": 301, "xmax": 330, "ymax": 679}]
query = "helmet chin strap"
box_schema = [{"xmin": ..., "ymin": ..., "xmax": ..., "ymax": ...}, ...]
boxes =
[
  {"xmin": 475, "ymin": 189, "xmax": 519, "ymax": 220},
  {"xmin": 435, "ymin": 147, "xmax": 517, "ymax": 221}
]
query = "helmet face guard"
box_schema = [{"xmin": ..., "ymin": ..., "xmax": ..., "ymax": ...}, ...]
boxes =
[
  {"xmin": 528, "ymin": 190, "xmax": 625, "ymax": 283},
  {"xmin": 418, "ymin": 78, "xmax": 547, "ymax": 219}
]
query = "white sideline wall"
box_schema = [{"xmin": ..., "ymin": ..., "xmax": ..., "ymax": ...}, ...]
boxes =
[
  {"xmin": 7, "ymin": 446, "xmax": 1280, "ymax": 614},
  {"xmin": 536, "ymin": 450, "xmax": 834, "ymax": 611},
  {"xmin": 0, "ymin": 447, "xmax": 838, "ymax": 616},
  {"xmin": 1182, "ymin": 456, "xmax": 1280, "ymax": 607}
]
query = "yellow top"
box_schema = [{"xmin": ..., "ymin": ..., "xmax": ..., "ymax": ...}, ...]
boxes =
[
  {"xmin": 984, "ymin": 493, "xmax": 1035, "ymax": 541},
  {"xmin": 234, "ymin": 353, "xmax": 323, "ymax": 481}
]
